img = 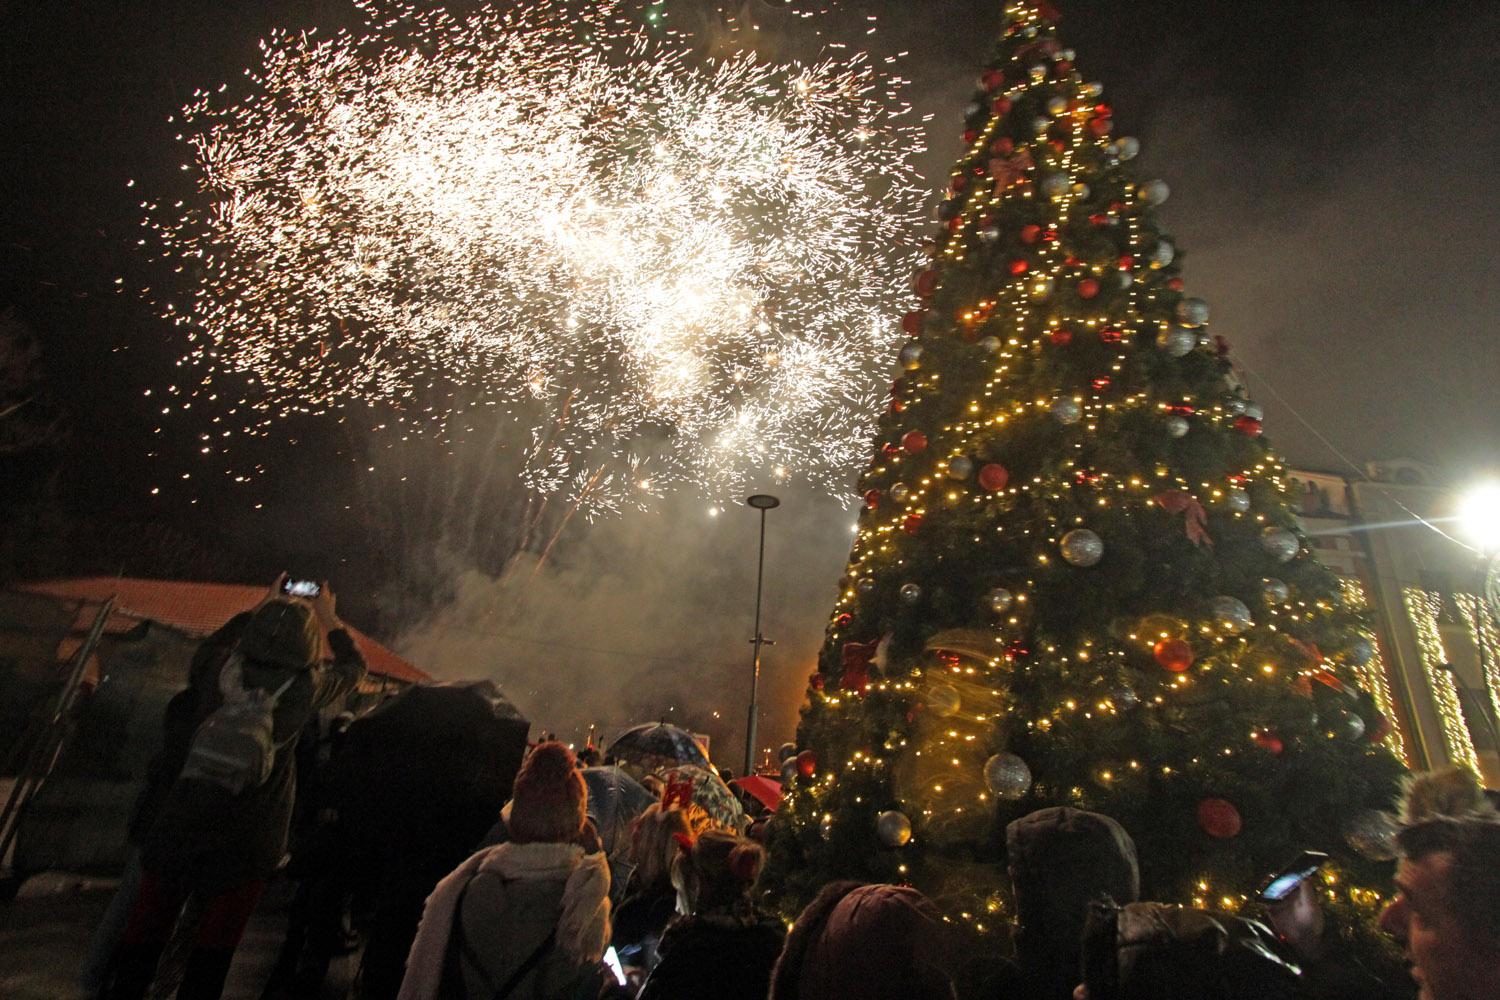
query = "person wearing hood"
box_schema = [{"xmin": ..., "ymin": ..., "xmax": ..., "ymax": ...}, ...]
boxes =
[
  {"xmin": 1005, "ymin": 806, "xmax": 1141, "ymax": 1000},
  {"xmin": 102, "ymin": 577, "xmax": 367, "ymax": 1000},
  {"xmin": 637, "ymin": 830, "xmax": 785, "ymax": 1000},
  {"xmin": 769, "ymin": 881, "xmax": 957, "ymax": 1000},
  {"xmin": 398, "ymin": 741, "xmax": 612, "ymax": 1000}
]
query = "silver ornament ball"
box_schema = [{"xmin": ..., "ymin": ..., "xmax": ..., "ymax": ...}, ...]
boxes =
[
  {"xmin": 1032, "ymin": 116, "xmax": 1052, "ymax": 136},
  {"xmin": 1039, "ymin": 172, "xmax": 1070, "ymax": 199},
  {"xmin": 1051, "ymin": 398, "xmax": 1082, "ymax": 424},
  {"xmin": 898, "ymin": 342, "xmax": 923, "ymax": 371},
  {"xmin": 986, "ymin": 587, "xmax": 1015, "ymax": 614},
  {"xmin": 1164, "ymin": 415, "xmax": 1190, "ymax": 438},
  {"xmin": 899, "ymin": 582, "xmax": 922, "ymax": 604},
  {"xmin": 948, "ymin": 456, "xmax": 974, "ymax": 480},
  {"xmin": 1210, "ymin": 595, "xmax": 1253, "ymax": 634},
  {"xmin": 978, "ymin": 335, "xmax": 1002, "ymax": 353},
  {"xmin": 1345, "ymin": 637, "xmax": 1375, "ymax": 666},
  {"xmin": 1225, "ymin": 488, "xmax": 1251, "ymax": 513},
  {"xmin": 890, "ymin": 483, "xmax": 911, "ymax": 503},
  {"xmin": 1156, "ymin": 328, "xmax": 1197, "ymax": 358},
  {"xmin": 984, "ymin": 752, "xmax": 1033, "ymax": 800},
  {"xmin": 1261, "ymin": 527, "xmax": 1300, "ymax": 563},
  {"xmin": 1113, "ymin": 136, "xmax": 1140, "ymax": 160},
  {"xmin": 1149, "ymin": 240, "xmax": 1175, "ymax": 267},
  {"xmin": 1061, "ymin": 528, "xmax": 1105, "ymax": 567},
  {"xmin": 1225, "ymin": 398, "xmax": 1248, "ymax": 416},
  {"xmin": 1112, "ymin": 684, "xmax": 1140, "ymax": 710},
  {"xmin": 876, "ymin": 809, "xmax": 913, "ymax": 847},
  {"xmin": 1115, "ymin": 270, "xmax": 1134, "ymax": 290},
  {"xmin": 778, "ymin": 742, "xmax": 798, "ymax": 762},
  {"xmin": 1242, "ymin": 402, "xmax": 1264, "ymax": 421},
  {"xmin": 1176, "ymin": 297, "xmax": 1210, "ymax": 327},
  {"xmin": 1140, "ymin": 179, "xmax": 1170, "ymax": 205},
  {"xmin": 856, "ymin": 577, "xmax": 876, "ymax": 597},
  {"xmin": 1261, "ymin": 577, "xmax": 1290, "ymax": 604},
  {"xmin": 1046, "ymin": 96, "xmax": 1068, "ymax": 116},
  {"xmin": 1344, "ymin": 809, "xmax": 1398, "ymax": 861}
]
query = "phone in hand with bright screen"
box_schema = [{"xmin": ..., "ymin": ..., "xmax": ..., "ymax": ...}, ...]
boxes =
[
  {"xmin": 603, "ymin": 947, "xmax": 626, "ymax": 985},
  {"xmin": 281, "ymin": 578, "xmax": 321, "ymax": 599},
  {"xmin": 1257, "ymin": 850, "xmax": 1329, "ymax": 902}
]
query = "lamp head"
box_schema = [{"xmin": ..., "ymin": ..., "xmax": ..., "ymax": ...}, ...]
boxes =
[
  {"xmin": 1458, "ymin": 480, "xmax": 1500, "ymax": 554},
  {"xmin": 746, "ymin": 494, "xmax": 781, "ymax": 510}
]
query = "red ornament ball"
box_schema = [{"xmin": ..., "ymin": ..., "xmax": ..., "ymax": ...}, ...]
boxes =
[
  {"xmin": 1089, "ymin": 212, "xmax": 1110, "ymax": 227},
  {"xmin": 809, "ymin": 673, "xmax": 825, "ymax": 692},
  {"xmin": 834, "ymin": 613, "xmax": 852, "ymax": 628},
  {"xmin": 947, "ymin": 216, "xmax": 963, "ymax": 232},
  {"xmin": 795, "ymin": 749, "xmax": 818, "ymax": 779},
  {"xmin": 1366, "ymin": 710, "xmax": 1393, "ymax": 744},
  {"xmin": 1251, "ymin": 730, "xmax": 1285, "ymax": 756},
  {"xmin": 914, "ymin": 269, "xmax": 939, "ymax": 298},
  {"xmin": 1196, "ymin": 797, "xmax": 1243, "ymax": 839},
  {"xmin": 1233, "ymin": 416, "xmax": 1263, "ymax": 437},
  {"xmin": 901, "ymin": 310, "xmax": 926, "ymax": 336},
  {"xmin": 1099, "ymin": 328, "xmax": 1123, "ymax": 344},
  {"xmin": 862, "ymin": 489, "xmax": 882, "ymax": 510},
  {"xmin": 1118, "ymin": 254, "xmax": 1135, "ymax": 271},
  {"xmin": 981, "ymin": 69, "xmax": 1006, "ymax": 93},
  {"xmin": 949, "ymin": 175, "xmax": 969, "ymax": 194},
  {"xmin": 1088, "ymin": 117, "xmax": 1113, "ymax": 137},
  {"xmin": 1153, "ymin": 637, "xmax": 1194, "ymax": 673},
  {"xmin": 1166, "ymin": 277, "xmax": 1185, "ymax": 292},
  {"xmin": 1020, "ymin": 223, "xmax": 1042, "ymax": 245},
  {"xmin": 962, "ymin": 129, "xmax": 978, "ymax": 145},
  {"xmin": 889, "ymin": 398, "xmax": 904, "ymax": 414},
  {"xmin": 1009, "ymin": 258, "xmax": 1029, "ymax": 276},
  {"xmin": 902, "ymin": 513, "xmax": 923, "ymax": 535},
  {"xmin": 992, "ymin": 95, "xmax": 1013, "ymax": 116},
  {"xmin": 978, "ymin": 463, "xmax": 1010, "ymax": 492},
  {"xmin": 1078, "ymin": 278, "xmax": 1101, "ymax": 300},
  {"xmin": 901, "ymin": 430, "xmax": 928, "ymax": 453},
  {"xmin": 881, "ymin": 442, "xmax": 900, "ymax": 457},
  {"xmin": 991, "ymin": 137, "xmax": 1014, "ymax": 156},
  {"xmin": 1049, "ymin": 328, "xmax": 1074, "ymax": 347}
]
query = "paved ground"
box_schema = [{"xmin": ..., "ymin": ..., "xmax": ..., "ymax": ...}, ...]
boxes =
[{"xmin": 0, "ymin": 873, "xmax": 358, "ymax": 1000}]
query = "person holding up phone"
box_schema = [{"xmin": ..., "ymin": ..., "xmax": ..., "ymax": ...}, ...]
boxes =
[{"xmin": 1260, "ymin": 851, "xmax": 1411, "ymax": 1000}]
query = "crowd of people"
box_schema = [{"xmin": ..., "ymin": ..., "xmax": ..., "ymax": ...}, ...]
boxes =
[{"xmin": 85, "ymin": 578, "xmax": 1500, "ymax": 1000}]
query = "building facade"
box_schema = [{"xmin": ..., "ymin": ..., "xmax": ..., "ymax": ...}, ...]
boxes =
[{"xmin": 1290, "ymin": 462, "xmax": 1499, "ymax": 788}]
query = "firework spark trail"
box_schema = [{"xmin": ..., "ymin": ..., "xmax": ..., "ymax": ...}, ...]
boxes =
[{"xmin": 145, "ymin": 0, "xmax": 924, "ymax": 513}]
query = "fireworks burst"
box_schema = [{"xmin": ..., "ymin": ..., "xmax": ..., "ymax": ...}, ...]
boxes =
[{"xmin": 143, "ymin": 0, "xmax": 923, "ymax": 513}]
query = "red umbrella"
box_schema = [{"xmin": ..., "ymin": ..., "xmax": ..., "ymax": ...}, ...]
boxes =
[{"xmin": 731, "ymin": 775, "xmax": 783, "ymax": 812}]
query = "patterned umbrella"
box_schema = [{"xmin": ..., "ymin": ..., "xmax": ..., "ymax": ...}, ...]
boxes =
[
  {"xmin": 607, "ymin": 722, "xmax": 712, "ymax": 777},
  {"xmin": 657, "ymin": 764, "xmax": 746, "ymax": 833},
  {"xmin": 582, "ymin": 765, "xmax": 656, "ymax": 859}
]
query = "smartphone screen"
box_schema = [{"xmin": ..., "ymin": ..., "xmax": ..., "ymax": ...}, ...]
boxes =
[
  {"xmin": 603, "ymin": 946, "xmax": 626, "ymax": 985},
  {"xmin": 1257, "ymin": 850, "xmax": 1328, "ymax": 902},
  {"xmin": 282, "ymin": 579, "xmax": 321, "ymax": 598}
]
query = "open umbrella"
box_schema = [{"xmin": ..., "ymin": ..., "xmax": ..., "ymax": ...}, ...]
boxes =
[
  {"xmin": 582, "ymin": 765, "xmax": 656, "ymax": 858},
  {"xmin": 607, "ymin": 722, "xmax": 712, "ymax": 778},
  {"xmin": 730, "ymin": 775, "xmax": 782, "ymax": 813},
  {"xmin": 657, "ymin": 764, "xmax": 746, "ymax": 832}
]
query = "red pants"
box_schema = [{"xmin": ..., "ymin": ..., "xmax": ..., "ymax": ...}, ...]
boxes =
[{"xmin": 122, "ymin": 870, "xmax": 266, "ymax": 950}]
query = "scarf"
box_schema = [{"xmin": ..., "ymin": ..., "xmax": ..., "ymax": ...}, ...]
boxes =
[{"xmin": 397, "ymin": 841, "xmax": 611, "ymax": 1000}]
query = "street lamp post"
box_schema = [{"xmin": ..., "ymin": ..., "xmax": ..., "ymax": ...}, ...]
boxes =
[{"xmin": 744, "ymin": 494, "xmax": 780, "ymax": 777}]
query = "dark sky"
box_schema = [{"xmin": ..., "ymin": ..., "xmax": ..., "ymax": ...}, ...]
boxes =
[{"xmin": 4, "ymin": 1, "xmax": 1499, "ymax": 758}]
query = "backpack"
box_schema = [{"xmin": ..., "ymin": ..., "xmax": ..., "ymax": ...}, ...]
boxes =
[{"xmin": 179, "ymin": 654, "xmax": 299, "ymax": 795}]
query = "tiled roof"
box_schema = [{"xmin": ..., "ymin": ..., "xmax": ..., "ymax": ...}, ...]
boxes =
[{"xmin": 14, "ymin": 577, "xmax": 428, "ymax": 685}]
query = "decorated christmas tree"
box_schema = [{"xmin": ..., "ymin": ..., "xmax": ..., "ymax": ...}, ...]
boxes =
[{"xmin": 765, "ymin": 0, "xmax": 1406, "ymax": 945}]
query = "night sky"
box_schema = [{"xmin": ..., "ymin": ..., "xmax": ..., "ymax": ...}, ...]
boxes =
[{"xmin": 4, "ymin": 1, "xmax": 1498, "ymax": 758}]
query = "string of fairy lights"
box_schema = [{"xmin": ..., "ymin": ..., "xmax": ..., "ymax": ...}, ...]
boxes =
[
  {"xmin": 1402, "ymin": 588, "xmax": 1482, "ymax": 774},
  {"xmin": 771, "ymin": 0, "xmax": 1403, "ymax": 933}
]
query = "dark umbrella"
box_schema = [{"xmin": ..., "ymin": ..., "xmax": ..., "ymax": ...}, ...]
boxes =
[
  {"xmin": 607, "ymin": 722, "xmax": 712, "ymax": 778},
  {"xmin": 582, "ymin": 765, "xmax": 656, "ymax": 858}
]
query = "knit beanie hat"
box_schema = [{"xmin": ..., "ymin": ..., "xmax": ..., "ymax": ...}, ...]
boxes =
[
  {"xmin": 507, "ymin": 741, "xmax": 588, "ymax": 844},
  {"xmin": 239, "ymin": 599, "xmax": 322, "ymax": 671}
]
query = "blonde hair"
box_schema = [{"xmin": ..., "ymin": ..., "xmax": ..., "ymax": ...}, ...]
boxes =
[{"xmin": 630, "ymin": 803, "xmax": 695, "ymax": 888}]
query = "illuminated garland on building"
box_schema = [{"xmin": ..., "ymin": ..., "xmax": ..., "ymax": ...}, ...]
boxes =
[
  {"xmin": 1402, "ymin": 588, "xmax": 1481, "ymax": 773},
  {"xmin": 1338, "ymin": 579, "xmax": 1407, "ymax": 761},
  {"xmin": 1452, "ymin": 593, "xmax": 1500, "ymax": 739}
]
